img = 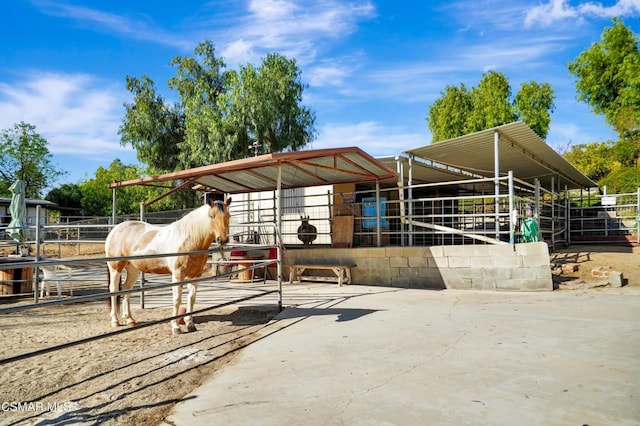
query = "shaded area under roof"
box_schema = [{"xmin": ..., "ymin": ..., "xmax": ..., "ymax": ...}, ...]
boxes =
[
  {"xmin": 403, "ymin": 122, "xmax": 597, "ymax": 190},
  {"xmin": 109, "ymin": 147, "xmax": 397, "ymax": 194}
]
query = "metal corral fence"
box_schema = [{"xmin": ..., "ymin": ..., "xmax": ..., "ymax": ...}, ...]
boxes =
[
  {"xmin": 568, "ymin": 189, "xmax": 640, "ymax": 244},
  {"xmin": 223, "ymin": 177, "xmax": 638, "ymax": 248},
  {"xmin": 1, "ymin": 180, "xmax": 637, "ymax": 255},
  {"xmin": 0, "ymin": 212, "xmax": 283, "ymax": 366}
]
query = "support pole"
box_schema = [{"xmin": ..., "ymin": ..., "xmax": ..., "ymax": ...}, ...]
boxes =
[
  {"xmin": 564, "ymin": 185, "xmax": 569, "ymax": 245},
  {"xmin": 139, "ymin": 202, "xmax": 146, "ymax": 309},
  {"xmin": 508, "ymin": 171, "xmax": 514, "ymax": 246},
  {"xmin": 276, "ymin": 163, "xmax": 283, "ymax": 311},
  {"xmin": 33, "ymin": 205, "xmax": 41, "ymax": 303},
  {"xmin": 375, "ymin": 181, "xmax": 381, "ymax": 247},
  {"xmin": 396, "ymin": 156, "xmax": 405, "ymax": 247},
  {"xmin": 551, "ymin": 176, "xmax": 555, "ymax": 248},
  {"xmin": 494, "ymin": 130, "xmax": 500, "ymax": 241},
  {"xmin": 408, "ymin": 156, "xmax": 414, "ymax": 246},
  {"xmin": 534, "ymin": 178, "xmax": 541, "ymax": 242},
  {"xmin": 111, "ymin": 184, "xmax": 117, "ymax": 226}
]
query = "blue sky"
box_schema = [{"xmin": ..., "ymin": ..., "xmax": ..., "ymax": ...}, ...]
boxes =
[{"xmin": 1, "ymin": 0, "xmax": 639, "ymax": 190}]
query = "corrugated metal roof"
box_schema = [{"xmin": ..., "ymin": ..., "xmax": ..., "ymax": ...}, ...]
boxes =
[
  {"xmin": 109, "ymin": 147, "xmax": 398, "ymax": 193},
  {"xmin": 403, "ymin": 122, "xmax": 596, "ymax": 190}
]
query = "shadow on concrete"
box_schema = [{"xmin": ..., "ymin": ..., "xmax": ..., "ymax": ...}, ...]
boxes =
[{"xmin": 277, "ymin": 306, "xmax": 380, "ymax": 322}]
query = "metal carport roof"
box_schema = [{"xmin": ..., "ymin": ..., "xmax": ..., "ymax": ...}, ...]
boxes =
[
  {"xmin": 403, "ymin": 122, "xmax": 597, "ymax": 190},
  {"xmin": 109, "ymin": 147, "xmax": 397, "ymax": 194}
]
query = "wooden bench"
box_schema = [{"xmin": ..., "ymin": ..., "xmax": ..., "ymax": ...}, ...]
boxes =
[{"xmin": 288, "ymin": 264, "xmax": 355, "ymax": 286}]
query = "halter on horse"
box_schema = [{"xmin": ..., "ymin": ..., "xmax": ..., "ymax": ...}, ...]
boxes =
[{"xmin": 105, "ymin": 197, "xmax": 231, "ymax": 334}]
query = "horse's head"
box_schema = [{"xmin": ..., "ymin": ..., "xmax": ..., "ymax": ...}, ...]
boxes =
[{"xmin": 208, "ymin": 196, "xmax": 232, "ymax": 246}]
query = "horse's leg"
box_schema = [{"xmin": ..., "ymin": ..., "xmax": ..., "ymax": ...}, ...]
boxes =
[
  {"xmin": 185, "ymin": 282, "xmax": 198, "ymax": 333},
  {"xmin": 107, "ymin": 263, "xmax": 121, "ymax": 327},
  {"xmin": 120, "ymin": 264, "xmax": 139, "ymax": 326},
  {"xmin": 171, "ymin": 281, "xmax": 183, "ymax": 335}
]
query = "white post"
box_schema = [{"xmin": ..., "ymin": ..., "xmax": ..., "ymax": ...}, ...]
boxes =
[
  {"xmin": 508, "ymin": 171, "xmax": 514, "ymax": 245},
  {"xmin": 408, "ymin": 156, "xmax": 414, "ymax": 246},
  {"xmin": 551, "ymin": 176, "xmax": 555, "ymax": 248},
  {"xmin": 139, "ymin": 202, "xmax": 145, "ymax": 309},
  {"xmin": 494, "ymin": 130, "xmax": 500, "ymax": 241},
  {"xmin": 33, "ymin": 205, "xmax": 41, "ymax": 303},
  {"xmin": 534, "ymin": 178, "xmax": 541, "ymax": 242},
  {"xmin": 276, "ymin": 163, "xmax": 283, "ymax": 311}
]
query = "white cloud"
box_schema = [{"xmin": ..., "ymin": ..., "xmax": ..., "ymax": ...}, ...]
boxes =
[
  {"xmin": 0, "ymin": 72, "xmax": 131, "ymax": 157},
  {"xmin": 218, "ymin": 0, "xmax": 377, "ymax": 66},
  {"xmin": 311, "ymin": 121, "xmax": 429, "ymax": 156},
  {"xmin": 34, "ymin": 0, "xmax": 193, "ymax": 49},
  {"xmin": 525, "ymin": 0, "xmax": 640, "ymax": 28}
]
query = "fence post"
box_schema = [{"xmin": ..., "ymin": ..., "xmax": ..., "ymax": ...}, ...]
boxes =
[
  {"xmin": 139, "ymin": 202, "xmax": 146, "ymax": 309},
  {"xmin": 494, "ymin": 130, "xmax": 500, "ymax": 241},
  {"xmin": 551, "ymin": 176, "xmax": 555, "ymax": 248},
  {"xmin": 564, "ymin": 185, "xmax": 569, "ymax": 245},
  {"xmin": 637, "ymin": 187, "xmax": 640, "ymax": 244},
  {"xmin": 508, "ymin": 171, "xmax": 514, "ymax": 246},
  {"xmin": 33, "ymin": 205, "xmax": 41, "ymax": 304}
]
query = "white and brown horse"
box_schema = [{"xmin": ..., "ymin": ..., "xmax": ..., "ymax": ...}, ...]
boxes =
[{"xmin": 105, "ymin": 197, "xmax": 231, "ymax": 334}]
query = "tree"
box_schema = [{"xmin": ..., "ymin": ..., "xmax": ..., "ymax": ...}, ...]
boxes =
[
  {"xmin": 119, "ymin": 75, "xmax": 185, "ymax": 172},
  {"xmin": 230, "ymin": 53, "xmax": 316, "ymax": 155},
  {"xmin": 426, "ymin": 71, "xmax": 555, "ymax": 142},
  {"xmin": 466, "ymin": 71, "xmax": 518, "ymax": 133},
  {"xmin": 568, "ymin": 18, "xmax": 640, "ymax": 144},
  {"xmin": 45, "ymin": 183, "xmax": 83, "ymax": 212},
  {"xmin": 567, "ymin": 18, "xmax": 640, "ymax": 194},
  {"xmin": 79, "ymin": 159, "xmax": 155, "ymax": 216},
  {"xmin": 0, "ymin": 122, "xmax": 65, "ymax": 198},
  {"xmin": 425, "ymin": 84, "xmax": 472, "ymax": 141},
  {"xmin": 563, "ymin": 141, "xmax": 615, "ymax": 182},
  {"xmin": 513, "ymin": 81, "xmax": 555, "ymax": 139},
  {"xmin": 120, "ymin": 40, "xmax": 316, "ymax": 172}
]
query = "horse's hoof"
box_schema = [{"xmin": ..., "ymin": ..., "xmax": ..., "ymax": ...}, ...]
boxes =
[
  {"xmin": 186, "ymin": 323, "xmax": 197, "ymax": 333},
  {"xmin": 111, "ymin": 321, "xmax": 120, "ymax": 328},
  {"xmin": 172, "ymin": 327, "xmax": 183, "ymax": 335},
  {"xmin": 125, "ymin": 320, "xmax": 137, "ymax": 327}
]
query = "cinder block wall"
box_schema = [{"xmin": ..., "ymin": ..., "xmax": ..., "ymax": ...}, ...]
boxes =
[{"xmin": 283, "ymin": 242, "xmax": 552, "ymax": 291}]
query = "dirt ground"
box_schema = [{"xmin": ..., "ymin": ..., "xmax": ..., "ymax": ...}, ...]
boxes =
[
  {"xmin": 0, "ymin": 243, "xmax": 281, "ymax": 425},
  {"xmin": 0, "ymin": 242, "xmax": 637, "ymax": 425},
  {"xmin": 550, "ymin": 243, "xmax": 639, "ymax": 288}
]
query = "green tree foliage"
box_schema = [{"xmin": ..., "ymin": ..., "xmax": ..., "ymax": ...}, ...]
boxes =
[
  {"xmin": 466, "ymin": 71, "xmax": 518, "ymax": 132},
  {"xmin": 563, "ymin": 141, "xmax": 615, "ymax": 182},
  {"xmin": 599, "ymin": 167, "xmax": 640, "ymax": 194},
  {"xmin": 568, "ymin": 18, "xmax": 640, "ymax": 144},
  {"xmin": 566, "ymin": 18, "xmax": 640, "ymax": 193},
  {"xmin": 563, "ymin": 141, "xmax": 640, "ymax": 193},
  {"xmin": 78, "ymin": 159, "xmax": 166, "ymax": 216},
  {"xmin": 119, "ymin": 75, "xmax": 185, "ymax": 172},
  {"xmin": 514, "ymin": 81, "xmax": 555, "ymax": 140},
  {"xmin": 426, "ymin": 71, "xmax": 555, "ymax": 142},
  {"xmin": 45, "ymin": 183, "xmax": 83, "ymax": 212},
  {"xmin": 229, "ymin": 53, "xmax": 316, "ymax": 155},
  {"xmin": 426, "ymin": 84, "xmax": 472, "ymax": 141},
  {"xmin": 120, "ymin": 40, "xmax": 316, "ymax": 172},
  {"xmin": 0, "ymin": 122, "xmax": 65, "ymax": 198}
]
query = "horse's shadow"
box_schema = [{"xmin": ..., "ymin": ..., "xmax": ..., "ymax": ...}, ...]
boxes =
[
  {"xmin": 277, "ymin": 306, "xmax": 380, "ymax": 322},
  {"xmin": 195, "ymin": 304, "xmax": 280, "ymax": 326}
]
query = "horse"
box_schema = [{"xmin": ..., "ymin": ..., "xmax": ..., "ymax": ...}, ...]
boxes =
[{"xmin": 105, "ymin": 197, "xmax": 231, "ymax": 335}]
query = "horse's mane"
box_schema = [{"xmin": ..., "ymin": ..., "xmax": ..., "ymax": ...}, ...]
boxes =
[{"xmin": 172, "ymin": 202, "xmax": 224, "ymax": 249}]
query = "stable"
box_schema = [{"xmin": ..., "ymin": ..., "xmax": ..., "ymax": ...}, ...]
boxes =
[{"xmin": 109, "ymin": 123, "xmax": 610, "ymax": 291}]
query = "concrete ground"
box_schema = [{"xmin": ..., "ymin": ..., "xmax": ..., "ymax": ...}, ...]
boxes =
[{"xmin": 163, "ymin": 283, "xmax": 640, "ymax": 426}]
